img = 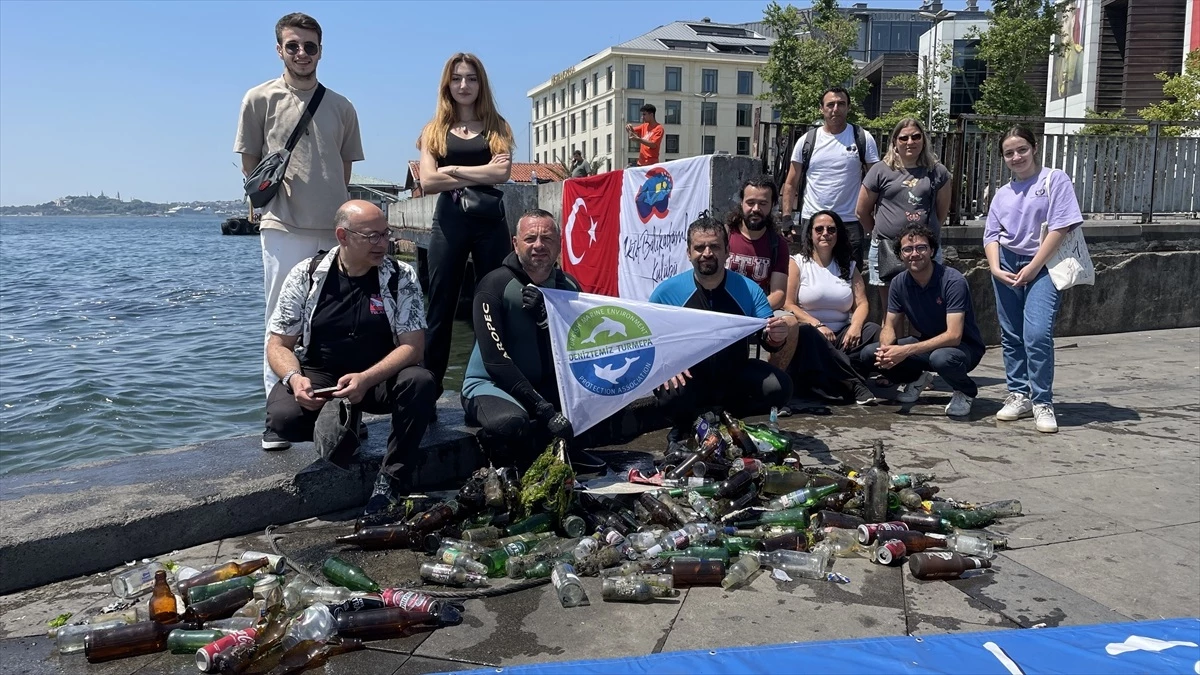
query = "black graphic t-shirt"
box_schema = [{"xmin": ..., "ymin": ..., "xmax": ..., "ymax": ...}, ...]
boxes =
[{"xmin": 305, "ymin": 263, "xmax": 394, "ymax": 374}]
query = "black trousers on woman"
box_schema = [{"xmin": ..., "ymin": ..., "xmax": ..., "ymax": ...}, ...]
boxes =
[
  {"xmin": 424, "ymin": 192, "xmax": 510, "ymax": 396},
  {"xmin": 790, "ymin": 322, "xmax": 880, "ymax": 401}
]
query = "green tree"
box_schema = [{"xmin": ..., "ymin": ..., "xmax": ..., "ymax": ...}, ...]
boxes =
[
  {"xmin": 972, "ymin": 0, "xmax": 1065, "ymax": 126},
  {"xmin": 1139, "ymin": 49, "xmax": 1200, "ymax": 136},
  {"xmin": 759, "ymin": 0, "xmax": 868, "ymax": 124},
  {"xmin": 1076, "ymin": 109, "xmax": 1140, "ymax": 136}
]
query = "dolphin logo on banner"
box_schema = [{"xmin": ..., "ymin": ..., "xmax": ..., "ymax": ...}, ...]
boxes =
[{"xmin": 541, "ymin": 287, "xmax": 765, "ymax": 435}]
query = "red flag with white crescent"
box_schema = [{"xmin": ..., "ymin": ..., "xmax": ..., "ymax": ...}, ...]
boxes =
[{"xmin": 560, "ymin": 171, "xmax": 623, "ymax": 296}]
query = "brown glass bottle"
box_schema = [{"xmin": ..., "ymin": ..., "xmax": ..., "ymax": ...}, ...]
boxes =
[
  {"xmin": 84, "ymin": 620, "xmax": 199, "ymax": 663},
  {"xmin": 148, "ymin": 570, "xmax": 178, "ymax": 623},
  {"xmin": 884, "ymin": 530, "xmax": 947, "ymax": 553},
  {"xmin": 334, "ymin": 607, "xmax": 441, "ymax": 641},
  {"xmin": 665, "ymin": 431, "xmax": 723, "ymax": 479},
  {"xmin": 177, "ymin": 558, "xmax": 268, "ymax": 594},
  {"xmin": 908, "ymin": 552, "xmax": 992, "ymax": 580},
  {"xmin": 668, "ymin": 557, "xmax": 726, "ymax": 587},
  {"xmin": 638, "ymin": 493, "xmax": 680, "ymax": 528},
  {"xmin": 720, "ymin": 411, "xmax": 758, "ymax": 456},
  {"xmin": 409, "ymin": 501, "xmax": 462, "ymax": 535},
  {"xmin": 715, "ymin": 469, "xmax": 756, "ymax": 499},
  {"xmin": 814, "ymin": 491, "xmax": 854, "ymax": 511},
  {"xmin": 761, "ymin": 532, "xmax": 810, "ymax": 552},
  {"xmin": 811, "ymin": 510, "xmax": 865, "ymax": 530},
  {"xmin": 180, "ymin": 586, "xmax": 254, "ymax": 623},
  {"xmin": 335, "ymin": 525, "xmax": 415, "ymax": 550}
]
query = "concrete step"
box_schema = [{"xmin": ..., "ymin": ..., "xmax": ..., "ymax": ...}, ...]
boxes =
[{"xmin": 0, "ymin": 393, "xmax": 668, "ymax": 594}]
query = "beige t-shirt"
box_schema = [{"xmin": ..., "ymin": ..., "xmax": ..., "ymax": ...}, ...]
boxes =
[{"xmin": 234, "ymin": 78, "xmax": 364, "ymax": 234}]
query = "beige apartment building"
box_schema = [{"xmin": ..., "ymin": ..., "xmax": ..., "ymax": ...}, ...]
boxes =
[{"xmin": 527, "ymin": 19, "xmax": 775, "ymax": 172}]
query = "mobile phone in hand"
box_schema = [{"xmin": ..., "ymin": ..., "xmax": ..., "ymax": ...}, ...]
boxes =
[{"xmin": 312, "ymin": 386, "xmax": 338, "ymax": 399}]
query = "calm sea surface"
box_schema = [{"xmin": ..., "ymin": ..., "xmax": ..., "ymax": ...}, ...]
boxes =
[{"xmin": 0, "ymin": 216, "xmax": 473, "ymax": 476}]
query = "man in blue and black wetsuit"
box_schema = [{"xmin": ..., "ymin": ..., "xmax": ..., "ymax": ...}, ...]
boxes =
[
  {"xmin": 650, "ymin": 215, "xmax": 793, "ymax": 448},
  {"xmin": 460, "ymin": 209, "xmax": 581, "ymax": 470}
]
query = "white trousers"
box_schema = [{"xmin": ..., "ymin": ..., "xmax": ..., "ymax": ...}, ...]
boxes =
[{"xmin": 261, "ymin": 228, "xmax": 338, "ymax": 395}]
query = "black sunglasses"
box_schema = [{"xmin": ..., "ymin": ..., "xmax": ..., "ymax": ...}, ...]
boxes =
[
  {"xmin": 812, "ymin": 225, "xmax": 837, "ymax": 234},
  {"xmin": 284, "ymin": 41, "xmax": 320, "ymax": 56},
  {"xmin": 897, "ymin": 133, "xmax": 923, "ymax": 142}
]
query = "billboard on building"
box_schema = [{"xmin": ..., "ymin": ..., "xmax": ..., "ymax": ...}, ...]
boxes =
[{"xmin": 1053, "ymin": 1, "xmax": 1087, "ymax": 100}]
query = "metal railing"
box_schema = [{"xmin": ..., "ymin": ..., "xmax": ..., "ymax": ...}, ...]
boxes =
[{"xmin": 756, "ymin": 115, "xmax": 1200, "ymax": 223}]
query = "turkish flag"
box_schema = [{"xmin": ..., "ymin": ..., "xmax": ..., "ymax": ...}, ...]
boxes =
[{"xmin": 560, "ymin": 171, "xmax": 622, "ymax": 296}]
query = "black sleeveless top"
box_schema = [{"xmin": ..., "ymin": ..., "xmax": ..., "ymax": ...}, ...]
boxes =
[{"xmin": 438, "ymin": 132, "xmax": 492, "ymax": 168}]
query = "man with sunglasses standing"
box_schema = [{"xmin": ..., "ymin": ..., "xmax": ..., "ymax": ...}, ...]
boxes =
[
  {"xmin": 235, "ymin": 13, "xmax": 365, "ymax": 450},
  {"xmin": 859, "ymin": 224, "xmax": 985, "ymax": 417},
  {"xmin": 780, "ymin": 87, "xmax": 879, "ymax": 271},
  {"xmin": 265, "ymin": 201, "xmax": 436, "ymax": 519}
]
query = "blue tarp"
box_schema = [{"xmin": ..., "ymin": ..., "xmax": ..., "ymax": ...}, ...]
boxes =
[{"xmin": 457, "ymin": 618, "xmax": 1200, "ymax": 674}]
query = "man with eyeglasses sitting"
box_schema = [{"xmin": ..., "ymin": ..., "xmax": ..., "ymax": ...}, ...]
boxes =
[
  {"xmin": 859, "ymin": 223, "xmax": 986, "ymax": 417},
  {"xmin": 265, "ymin": 201, "xmax": 437, "ymax": 519},
  {"xmin": 235, "ymin": 12, "xmax": 364, "ymax": 404}
]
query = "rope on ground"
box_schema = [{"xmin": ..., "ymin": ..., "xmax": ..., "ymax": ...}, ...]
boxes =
[{"xmin": 264, "ymin": 524, "xmax": 551, "ymax": 599}]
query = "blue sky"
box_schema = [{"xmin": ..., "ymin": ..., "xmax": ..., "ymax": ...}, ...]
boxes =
[{"xmin": 0, "ymin": 0, "xmax": 980, "ymax": 205}]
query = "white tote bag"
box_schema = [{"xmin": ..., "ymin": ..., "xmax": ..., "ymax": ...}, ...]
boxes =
[{"xmin": 1039, "ymin": 169, "xmax": 1095, "ymax": 290}]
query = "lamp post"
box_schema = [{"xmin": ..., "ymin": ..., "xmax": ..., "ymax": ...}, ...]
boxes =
[
  {"xmin": 694, "ymin": 91, "xmax": 716, "ymax": 156},
  {"xmin": 918, "ymin": 9, "xmax": 956, "ymax": 129}
]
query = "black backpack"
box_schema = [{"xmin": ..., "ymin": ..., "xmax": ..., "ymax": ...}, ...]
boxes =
[{"xmin": 793, "ymin": 124, "xmax": 869, "ymax": 211}]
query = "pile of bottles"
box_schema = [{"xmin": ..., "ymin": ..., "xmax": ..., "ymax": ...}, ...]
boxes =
[
  {"xmin": 53, "ymin": 548, "xmax": 463, "ymax": 671},
  {"xmin": 341, "ymin": 415, "xmax": 1014, "ymax": 607}
]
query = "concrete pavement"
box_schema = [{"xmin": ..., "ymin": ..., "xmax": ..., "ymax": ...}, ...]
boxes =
[{"xmin": 1, "ymin": 328, "xmax": 1196, "ymax": 673}]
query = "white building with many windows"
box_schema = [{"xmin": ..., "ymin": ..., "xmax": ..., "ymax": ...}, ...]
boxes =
[{"xmin": 527, "ymin": 18, "xmax": 775, "ymax": 172}]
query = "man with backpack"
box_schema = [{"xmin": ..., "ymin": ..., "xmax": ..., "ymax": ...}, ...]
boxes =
[
  {"xmin": 780, "ymin": 87, "xmax": 880, "ymax": 271},
  {"xmin": 264, "ymin": 200, "xmax": 436, "ymax": 518}
]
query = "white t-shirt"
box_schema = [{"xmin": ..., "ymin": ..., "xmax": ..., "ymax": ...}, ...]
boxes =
[
  {"xmin": 791, "ymin": 126, "xmax": 879, "ymax": 222},
  {"xmin": 793, "ymin": 254, "xmax": 856, "ymax": 333}
]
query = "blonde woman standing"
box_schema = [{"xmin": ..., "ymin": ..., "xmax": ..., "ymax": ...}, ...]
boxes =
[
  {"xmin": 856, "ymin": 118, "xmax": 952, "ymax": 307},
  {"xmin": 417, "ymin": 53, "xmax": 514, "ymax": 399}
]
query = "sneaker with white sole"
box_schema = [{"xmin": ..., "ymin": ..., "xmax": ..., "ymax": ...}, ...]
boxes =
[
  {"xmin": 996, "ymin": 392, "xmax": 1034, "ymax": 421},
  {"xmin": 895, "ymin": 372, "xmax": 934, "ymax": 403},
  {"xmin": 261, "ymin": 429, "xmax": 291, "ymax": 451},
  {"xmin": 1033, "ymin": 403, "xmax": 1058, "ymax": 433},
  {"xmin": 945, "ymin": 391, "xmax": 974, "ymax": 417}
]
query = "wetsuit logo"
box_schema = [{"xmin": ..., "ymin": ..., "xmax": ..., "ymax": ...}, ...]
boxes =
[{"xmin": 566, "ymin": 307, "xmax": 655, "ymax": 396}]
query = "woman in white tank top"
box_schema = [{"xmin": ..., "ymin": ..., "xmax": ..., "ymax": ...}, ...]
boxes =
[{"xmin": 772, "ymin": 210, "xmax": 880, "ymax": 405}]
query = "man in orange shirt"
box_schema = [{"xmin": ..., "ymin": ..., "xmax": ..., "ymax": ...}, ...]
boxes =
[{"xmin": 626, "ymin": 103, "xmax": 664, "ymax": 166}]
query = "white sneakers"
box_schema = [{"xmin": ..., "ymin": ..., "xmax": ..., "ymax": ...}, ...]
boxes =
[
  {"xmin": 1033, "ymin": 403, "xmax": 1058, "ymax": 433},
  {"xmin": 945, "ymin": 391, "xmax": 974, "ymax": 417},
  {"xmin": 996, "ymin": 392, "xmax": 1059, "ymax": 433},
  {"xmin": 896, "ymin": 372, "xmax": 934, "ymax": 403},
  {"xmin": 996, "ymin": 392, "xmax": 1034, "ymax": 421}
]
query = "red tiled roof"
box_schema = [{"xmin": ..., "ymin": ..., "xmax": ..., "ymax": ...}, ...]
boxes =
[{"xmin": 404, "ymin": 161, "xmax": 566, "ymax": 188}]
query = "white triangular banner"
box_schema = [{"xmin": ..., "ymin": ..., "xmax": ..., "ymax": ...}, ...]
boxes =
[{"xmin": 542, "ymin": 287, "xmax": 766, "ymax": 435}]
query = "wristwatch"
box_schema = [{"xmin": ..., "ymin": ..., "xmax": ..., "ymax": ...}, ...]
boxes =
[{"xmin": 282, "ymin": 369, "xmax": 301, "ymax": 392}]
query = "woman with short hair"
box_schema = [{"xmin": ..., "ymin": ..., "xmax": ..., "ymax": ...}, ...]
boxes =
[{"xmin": 417, "ymin": 53, "xmax": 514, "ymax": 399}]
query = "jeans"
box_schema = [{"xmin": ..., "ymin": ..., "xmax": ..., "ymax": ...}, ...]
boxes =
[
  {"xmin": 859, "ymin": 338, "xmax": 983, "ymax": 398},
  {"xmin": 992, "ymin": 246, "xmax": 1061, "ymax": 404}
]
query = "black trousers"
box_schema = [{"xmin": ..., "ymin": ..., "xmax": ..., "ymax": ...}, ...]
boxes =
[
  {"xmin": 461, "ymin": 394, "xmax": 547, "ymax": 472},
  {"xmin": 424, "ymin": 194, "xmax": 510, "ymax": 395},
  {"xmin": 266, "ymin": 365, "xmax": 437, "ymax": 486},
  {"xmin": 654, "ymin": 359, "xmax": 793, "ymax": 431},
  {"xmin": 858, "ymin": 338, "xmax": 984, "ymax": 398},
  {"xmin": 790, "ymin": 322, "xmax": 880, "ymax": 400}
]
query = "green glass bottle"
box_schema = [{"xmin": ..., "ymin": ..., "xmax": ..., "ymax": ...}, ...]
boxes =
[
  {"xmin": 742, "ymin": 424, "xmax": 790, "ymax": 455},
  {"xmin": 736, "ymin": 506, "xmax": 810, "ymax": 527},
  {"xmin": 321, "ymin": 556, "xmax": 381, "ymax": 593},
  {"xmin": 719, "ymin": 535, "xmax": 758, "ymax": 555},
  {"xmin": 658, "ymin": 545, "xmax": 731, "ymax": 564},
  {"xmin": 765, "ymin": 483, "xmax": 839, "ymax": 511},
  {"xmin": 505, "ymin": 513, "xmax": 553, "ymax": 536},
  {"xmin": 167, "ymin": 629, "xmax": 225, "ymax": 654},
  {"xmin": 186, "ymin": 575, "xmax": 258, "ymax": 606},
  {"xmin": 667, "ymin": 483, "xmax": 720, "ymax": 498}
]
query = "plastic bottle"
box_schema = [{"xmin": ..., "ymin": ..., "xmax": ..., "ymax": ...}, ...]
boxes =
[{"xmin": 552, "ymin": 562, "xmax": 589, "ymax": 607}]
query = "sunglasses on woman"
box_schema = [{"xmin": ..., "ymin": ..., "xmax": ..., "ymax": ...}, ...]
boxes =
[
  {"xmin": 897, "ymin": 133, "xmax": 923, "ymax": 142},
  {"xmin": 812, "ymin": 225, "xmax": 837, "ymax": 234},
  {"xmin": 284, "ymin": 41, "xmax": 320, "ymax": 56}
]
